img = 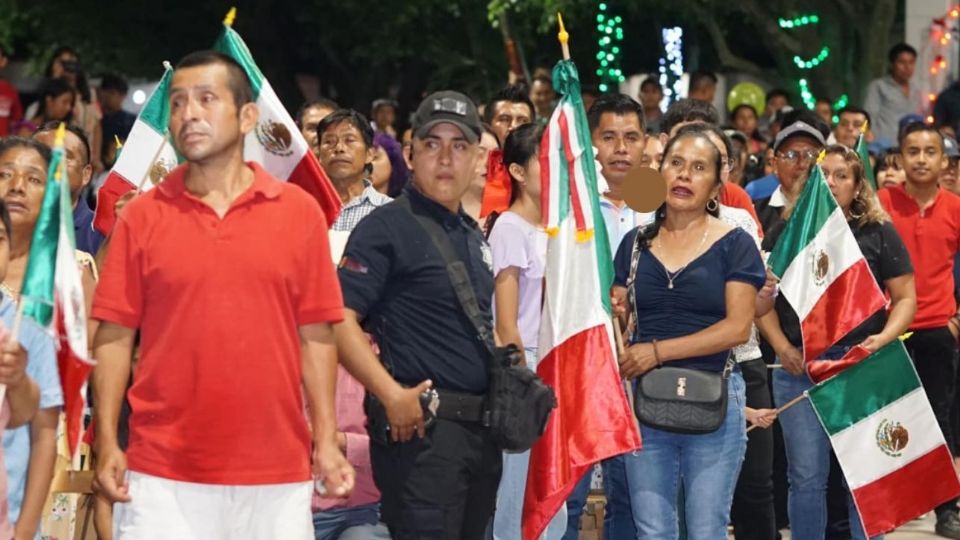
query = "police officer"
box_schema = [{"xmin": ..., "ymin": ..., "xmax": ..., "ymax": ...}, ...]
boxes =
[{"xmin": 335, "ymin": 91, "xmax": 501, "ymax": 540}]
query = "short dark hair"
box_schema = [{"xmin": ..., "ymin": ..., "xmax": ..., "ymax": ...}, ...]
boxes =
[
  {"xmin": 485, "ymin": 84, "xmax": 534, "ymax": 123},
  {"xmin": 815, "ymin": 97, "xmax": 832, "ymax": 106},
  {"xmin": 99, "ymin": 72, "xmax": 129, "ymax": 95},
  {"xmin": 766, "ymin": 89, "xmax": 791, "ymax": 104},
  {"xmin": 37, "ymin": 77, "xmax": 75, "ymax": 118},
  {"xmin": 640, "ymin": 78, "xmax": 663, "ymax": 93},
  {"xmin": 316, "ymin": 109, "xmax": 375, "ymax": 149},
  {"xmin": 780, "ymin": 109, "xmax": 831, "ymax": 139},
  {"xmin": 661, "ymin": 98, "xmax": 719, "ymax": 135},
  {"xmin": 581, "ymin": 84, "xmax": 600, "ymax": 98},
  {"xmin": 899, "ymin": 121, "xmax": 944, "ymax": 149},
  {"xmin": 888, "ymin": 43, "xmax": 918, "ymax": 64},
  {"xmin": 296, "ymin": 98, "xmax": 339, "ymax": 126},
  {"xmin": 731, "ymin": 103, "xmax": 758, "ymax": 120},
  {"xmin": 587, "ymin": 93, "xmax": 644, "ymax": 132},
  {"xmin": 838, "ymin": 106, "xmax": 872, "ymax": 128},
  {"xmin": 36, "ymin": 121, "xmax": 91, "ymax": 165},
  {"xmin": 0, "ymin": 136, "xmax": 53, "ymax": 170},
  {"xmin": 175, "ymin": 50, "xmax": 253, "ymax": 108},
  {"xmin": 689, "ymin": 71, "xmax": 718, "ymax": 93}
]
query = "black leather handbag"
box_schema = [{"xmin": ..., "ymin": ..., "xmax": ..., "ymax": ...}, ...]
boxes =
[{"xmin": 626, "ymin": 229, "xmax": 732, "ymax": 434}]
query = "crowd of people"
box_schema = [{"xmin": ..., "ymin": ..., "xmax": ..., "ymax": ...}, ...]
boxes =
[{"xmin": 0, "ymin": 35, "xmax": 954, "ymax": 540}]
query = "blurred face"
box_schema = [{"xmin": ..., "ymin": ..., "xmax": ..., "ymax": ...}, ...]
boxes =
[
  {"xmin": 374, "ymin": 105, "xmax": 396, "ymax": 130},
  {"xmin": 730, "ymin": 139, "xmax": 748, "ymax": 184},
  {"xmin": 835, "ymin": 112, "xmax": 867, "ymax": 148},
  {"xmin": 821, "ymin": 153, "xmax": 859, "ymax": 214},
  {"xmin": 592, "ymin": 112, "xmax": 646, "ymax": 188},
  {"xmin": 370, "ymin": 146, "xmax": 392, "ymax": 192},
  {"xmin": 661, "ymin": 136, "xmax": 721, "ymax": 213},
  {"xmin": 301, "ymin": 106, "xmax": 335, "ymax": 156},
  {"xmin": 878, "ymin": 157, "xmax": 906, "ymax": 189},
  {"xmin": 940, "ymin": 156, "xmax": 960, "ymax": 195},
  {"xmin": 508, "ymin": 154, "xmax": 542, "ymax": 203},
  {"xmin": 766, "ymin": 95, "xmax": 788, "ymax": 116},
  {"xmin": 733, "ymin": 107, "xmax": 758, "ymax": 137},
  {"xmin": 530, "ymin": 80, "xmax": 555, "ymax": 116},
  {"xmin": 690, "ymin": 82, "xmax": 716, "ymax": 103},
  {"xmin": 99, "ymin": 88, "xmax": 126, "ymax": 113},
  {"xmin": 901, "ymin": 131, "xmax": 947, "ymax": 187},
  {"xmin": 814, "ymin": 101, "xmax": 833, "ymax": 127},
  {"xmin": 473, "ymin": 131, "xmax": 499, "ymax": 180},
  {"xmin": 45, "ymin": 92, "xmax": 73, "ymax": 121},
  {"xmin": 168, "ymin": 64, "xmax": 257, "ymax": 164},
  {"xmin": 33, "ymin": 129, "xmax": 91, "ymax": 202},
  {"xmin": 50, "ymin": 52, "xmax": 79, "ymax": 84},
  {"xmin": 704, "ymin": 131, "xmax": 731, "ymax": 184},
  {"xmin": 408, "ymin": 123, "xmax": 479, "ymax": 212},
  {"xmin": 774, "ymin": 135, "xmax": 821, "ymax": 193},
  {"xmin": 490, "ymin": 101, "xmax": 533, "ymax": 145},
  {"xmin": 640, "ymin": 83, "xmax": 663, "ymax": 111},
  {"xmin": 0, "ymin": 147, "xmax": 48, "ymax": 231},
  {"xmin": 0, "ymin": 220, "xmax": 9, "ymax": 283},
  {"xmin": 640, "ymin": 136, "xmax": 664, "ymax": 170},
  {"xmin": 891, "ymin": 52, "xmax": 916, "ymax": 83},
  {"xmin": 763, "ymin": 147, "xmax": 776, "ymax": 175},
  {"xmin": 318, "ymin": 121, "xmax": 373, "ymax": 184}
]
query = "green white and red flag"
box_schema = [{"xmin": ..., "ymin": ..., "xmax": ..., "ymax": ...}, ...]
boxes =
[{"xmin": 522, "ymin": 58, "xmax": 641, "ymax": 540}]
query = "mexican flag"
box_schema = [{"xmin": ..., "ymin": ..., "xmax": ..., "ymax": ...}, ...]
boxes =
[
  {"xmin": 20, "ymin": 124, "xmax": 93, "ymax": 466},
  {"xmin": 93, "ymin": 11, "xmax": 341, "ymax": 235},
  {"xmin": 767, "ymin": 163, "xmax": 887, "ymax": 372},
  {"xmin": 808, "ymin": 340, "xmax": 960, "ymax": 537},
  {"xmin": 93, "ymin": 65, "xmax": 178, "ymax": 236},
  {"xmin": 522, "ymin": 59, "xmax": 641, "ymax": 540}
]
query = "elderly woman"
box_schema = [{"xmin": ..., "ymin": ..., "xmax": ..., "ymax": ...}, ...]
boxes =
[
  {"xmin": 612, "ymin": 128, "xmax": 766, "ymax": 538},
  {"xmin": 762, "ymin": 145, "xmax": 915, "ymax": 540}
]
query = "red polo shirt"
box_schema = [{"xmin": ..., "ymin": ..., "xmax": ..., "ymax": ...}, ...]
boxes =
[
  {"xmin": 92, "ymin": 162, "xmax": 344, "ymax": 485},
  {"xmin": 879, "ymin": 184, "xmax": 960, "ymax": 330}
]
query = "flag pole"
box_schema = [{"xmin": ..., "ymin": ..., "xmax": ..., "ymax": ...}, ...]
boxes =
[
  {"xmin": 557, "ymin": 13, "xmax": 571, "ymax": 61},
  {"xmin": 135, "ymin": 61, "xmax": 174, "ymax": 194},
  {"xmin": 746, "ymin": 392, "xmax": 806, "ymax": 433},
  {"xmin": 612, "ymin": 315, "xmax": 642, "ymax": 435}
]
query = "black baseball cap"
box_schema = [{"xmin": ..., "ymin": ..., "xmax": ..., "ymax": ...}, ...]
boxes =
[{"xmin": 412, "ymin": 91, "xmax": 481, "ymax": 143}]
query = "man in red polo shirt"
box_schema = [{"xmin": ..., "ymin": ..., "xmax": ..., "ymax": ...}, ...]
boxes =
[
  {"xmin": 91, "ymin": 50, "xmax": 354, "ymax": 539},
  {"xmin": 879, "ymin": 121, "xmax": 960, "ymax": 538}
]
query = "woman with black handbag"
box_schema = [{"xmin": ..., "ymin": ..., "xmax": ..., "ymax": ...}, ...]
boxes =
[{"xmin": 611, "ymin": 129, "xmax": 766, "ymax": 539}]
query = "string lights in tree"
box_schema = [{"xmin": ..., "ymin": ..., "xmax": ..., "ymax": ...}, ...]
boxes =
[
  {"xmin": 926, "ymin": 6, "xmax": 960, "ymax": 121},
  {"xmin": 594, "ymin": 3, "xmax": 625, "ymax": 92},
  {"xmin": 780, "ymin": 11, "xmax": 839, "ymax": 115},
  {"xmin": 658, "ymin": 27, "xmax": 684, "ymax": 107}
]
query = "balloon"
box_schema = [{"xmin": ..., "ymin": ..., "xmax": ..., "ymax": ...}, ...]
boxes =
[{"xmin": 727, "ymin": 82, "xmax": 766, "ymax": 116}]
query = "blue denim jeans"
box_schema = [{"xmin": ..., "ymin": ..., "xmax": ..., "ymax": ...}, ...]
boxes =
[
  {"xmin": 624, "ymin": 371, "xmax": 748, "ymax": 539},
  {"xmin": 493, "ymin": 348, "xmax": 567, "ymax": 539},
  {"xmin": 312, "ymin": 503, "xmax": 391, "ymax": 540},
  {"xmin": 772, "ymin": 346, "xmax": 882, "ymax": 540},
  {"xmin": 563, "ymin": 455, "xmax": 635, "ymax": 540}
]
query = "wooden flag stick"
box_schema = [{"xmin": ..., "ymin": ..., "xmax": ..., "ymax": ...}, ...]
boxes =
[
  {"xmin": 557, "ymin": 13, "xmax": 571, "ymax": 61},
  {"xmin": 135, "ymin": 61, "xmax": 174, "ymax": 194},
  {"xmin": 612, "ymin": 315, "xmax": 642, "ymax": 434},
  {"xmin": 746, "ymin": 392, "xmax": 807, "ymax": 433}
]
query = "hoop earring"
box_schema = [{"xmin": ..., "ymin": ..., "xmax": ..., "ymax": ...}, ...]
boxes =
[
  {"xmin": 849, "ymin": 199, "xmax": 865, "ymax": 219},
  {"xmin": 706, "ymin": 198, "xmax": 719, "ymax": 212}
]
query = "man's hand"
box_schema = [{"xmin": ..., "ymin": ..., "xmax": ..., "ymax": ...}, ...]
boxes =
[
  {"xmin": 948, "ymin": 316, "xmax": 960, "ymax": 342},
  {"xmin": 778, "ymin": 345, "xmax": 804, "ymax": 376},
  {"xmin": 746, "ymin": 407, "xmax": 778, "ymax": 429},
  {"xmin": 619, "ymin": 343, "xmax": 658, "ymax": 379},
  {"xmin": 0, "ymin": 338, "xmax": 27, "ymax": 389},
  {"xmin": 313, "ymin": 439, "xmax": 355, "ymax": 498},
  {"xmin": 383, "ymin": 380, "xmax": 431, "ymax": 442},
  {"xmin": 94, "ymin": 444, "xmax": 131, "ymax": 503},
  {"xmin": 759, "ymin": 269, "xmax": 779, "ymax": 299}
]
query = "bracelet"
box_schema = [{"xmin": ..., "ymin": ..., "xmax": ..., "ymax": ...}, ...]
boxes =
[{"xmin": 651, "ymin": 339, "xmax": 663, "ymax": 367}]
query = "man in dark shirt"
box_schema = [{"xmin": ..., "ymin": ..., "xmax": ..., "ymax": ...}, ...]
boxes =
[
  {"xmin": 98, "ymin": 73, "xmax": 136, "ymax": 169},
  {"xmin": 935, "ymin": 81, "xmax": 960, "ymax": 138},
  {"xmin": 32, "ymin": 122, "xmax": 105, "ymax": 255},
  {"xmin": 335, "ymin": 90, "xmax": 500, "ymax": 540}
]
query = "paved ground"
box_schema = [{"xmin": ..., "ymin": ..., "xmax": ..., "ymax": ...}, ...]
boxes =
[{"xmin": 771, "ymin": 513, "xmax": 941, "ymax": 539}]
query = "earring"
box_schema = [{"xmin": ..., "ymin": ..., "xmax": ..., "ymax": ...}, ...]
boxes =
[{"xmin": 706, "ymin": 198, "xmax": 719, "ymax": 212}]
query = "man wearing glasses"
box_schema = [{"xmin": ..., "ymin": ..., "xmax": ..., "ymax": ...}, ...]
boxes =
[{"xmin": 754, "ymin": 111, "xmax": 830, "ymax": 238}]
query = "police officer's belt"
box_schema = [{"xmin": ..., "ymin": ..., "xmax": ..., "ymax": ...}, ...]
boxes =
[{"xmin": 433, "ymin": 390, "xmax": 486, "ymax": 422}]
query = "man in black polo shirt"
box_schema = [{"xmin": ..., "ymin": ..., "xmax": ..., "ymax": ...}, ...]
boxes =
[{"xmin": 335, "ymin": 90, "xmax": 500, "ymax": 540}]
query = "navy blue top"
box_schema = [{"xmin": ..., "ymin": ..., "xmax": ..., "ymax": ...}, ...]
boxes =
[
  {"xmin": 614, "ymin": 227, "xmax": 766, "ymax": 372},
  {"xmin": 338, "ymin": 186, "xmax": 494, "ymax": 394},
  {"xmin": 73, "ymin": 198, "xmax": 105, "ymax": 255}
]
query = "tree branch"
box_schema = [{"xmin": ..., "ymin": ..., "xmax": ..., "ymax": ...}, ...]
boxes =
[{"xmin": 699, "ymin": 15, "xmax": 766, "ymax": 75}]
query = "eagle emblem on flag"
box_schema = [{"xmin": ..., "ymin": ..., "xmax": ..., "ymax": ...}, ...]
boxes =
[
  {"xmin": 876, "ymin": 419, "xmax": 909, "ymax": 457},
  {"xmin": 256, "ymin": 119, "xmax": 294, "ymax": 157}
]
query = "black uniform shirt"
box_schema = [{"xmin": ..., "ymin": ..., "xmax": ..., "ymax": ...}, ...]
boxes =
[{"xmin": 338, "ymin": 186, "xmax": 494, "ymax": 394}]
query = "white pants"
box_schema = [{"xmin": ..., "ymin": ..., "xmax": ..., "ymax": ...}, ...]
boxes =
[{"xmin": 113, "ymin": 471, "xmax": 313, "ymax": 540}]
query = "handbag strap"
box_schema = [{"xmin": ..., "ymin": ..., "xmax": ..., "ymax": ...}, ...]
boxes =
[
  {"xmin": 395, "ymin": 195, "xmax": 497, "ymax": 359},
  {"xmin": 628, "ymin": 228, "xmax": 737, "ymax": 378}
]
